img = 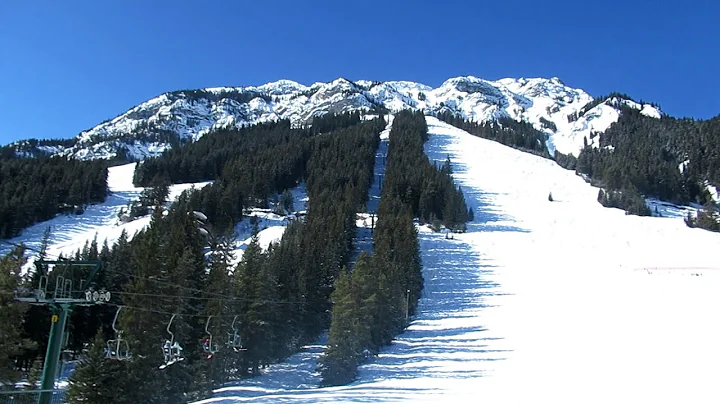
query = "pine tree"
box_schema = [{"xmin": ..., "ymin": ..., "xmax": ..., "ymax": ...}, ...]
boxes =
[
  {"xmin": 318, "ymin": 269, "xmax": 361, "ymax": 386},
  {"xmin": 25, "ymin": 355, "xmax": 43, "ymax": 390},
  {"xmin": 0, "ymin": 246, "xmax": 35, "ymax": 385},
  {"xmin": 67, "ymin": 331, "xmax": 128, "ymax": 404},
  {"xmin": 235, "ymin": 230, "xmax": 266, "ymax": 375},
  {"xmin": 349, "ymin": 253, "xmax": 379, "ymax": 352}
]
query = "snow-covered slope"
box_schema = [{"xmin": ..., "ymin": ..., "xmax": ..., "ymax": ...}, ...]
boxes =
[
  {"xmin": 0, "ymin": 163, "xmax": 308, "ymax": 270},
  {"xmin": 8, "ymin": 76, "xmax": 660, "ymax": 160},
  {"xmin": 0, "ymin": 162, "xmax": 310, "ymax": 274},
  {"xmin": 0, "ymin": 163, "xmax": 212, "ymax": 273},
  {"xmin": 193, "ymin": 116, "xmax": 720, "ymax": 404},
  {"xmin": 552, "ymin": 96, "xmax": 662, "ymax": 154}
]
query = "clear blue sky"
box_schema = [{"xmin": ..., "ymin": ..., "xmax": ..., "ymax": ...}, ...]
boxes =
[{"xmin": 1, "ymin": 0, "xmax": 718, "ymax": 145}]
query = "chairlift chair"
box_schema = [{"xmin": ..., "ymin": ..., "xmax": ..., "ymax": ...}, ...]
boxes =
[
  {"xmin": 227, "ymin": 316, "xmax": 247, "ymax": 352},
  {"xmin": 202, "ymin": 316, "xmax": 220, "ymax": 359},
  {"xmin": 159, "ymin": 314, "xmax": 184, "ymax": 369},
  {"xmin": 106, "ymin": 306, "xmax": 132, "ymax": 361}
]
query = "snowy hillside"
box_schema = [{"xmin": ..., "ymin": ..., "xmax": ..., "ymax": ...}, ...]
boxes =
[
  {"xmin": 8, "ymin": 76, "xmax": 660, "ymax": 160},
  {"xmin": 0, "ymin": 163, "xmax": 303, "ymax": 273},
  {"xmin": 192, "ymin": 116, "xmax": 720, "ymax": 404},
  {"xmin": 552, "ymin": 96, "xmax": 662, "ymax": 155}
]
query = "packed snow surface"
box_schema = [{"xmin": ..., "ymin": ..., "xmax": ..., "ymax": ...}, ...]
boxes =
[{"xmin": 195, "ymin": 117, "xmax": 720, "ymax": 403}]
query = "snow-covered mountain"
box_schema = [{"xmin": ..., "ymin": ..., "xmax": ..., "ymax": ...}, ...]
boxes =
[{"xmin": 8, "ymin": 76, "xmax": 661, "ymax": 160}]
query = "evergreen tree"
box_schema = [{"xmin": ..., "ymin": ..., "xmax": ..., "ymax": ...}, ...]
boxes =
[
  {"xmin": 0, "ymin": 246, "xmax": 35, "ymax": 385},
  {"xmin": 68, "ymin": 331, "xmax": 128, "ymax": 404},
  {"xmin": 25, "ymin": 355, "xmax": 43, "ymax": 390},
  {"xmin": 318, "ymin": 269, "xmax": 361, "ymax": 386}
]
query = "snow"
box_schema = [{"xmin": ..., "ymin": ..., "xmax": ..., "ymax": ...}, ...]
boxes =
[
  {"xmin": 555, "ymin": 102, "xmax": 620, "ymax": 155},
  {"xmin": 41, "ymin": 76, "xmax": 606, "ymax": 161},
  {"xmin": 1, "ymin": 163, "xmax": 211, "ymax": 273},
  {"xmin": 193, "ymin": 116, "xmax": 720, "ymax": 403},
  {"xmin": 551, "ymin": 97, "xmax": 664, "ymax": 157},
  {"xmin": 228, "ymin": 183, "xmax": 309, "ymax": 267},
  {"xmin": 29, "ymin": 74, "xmax": 670, "ymax": 162},
  {"xmin": 705, "ymin": 183, "xmax": 720, "ymax": 203},
  {"xmin": 641, "ymin": 103, "xmax": 662, "ymax": 119}
]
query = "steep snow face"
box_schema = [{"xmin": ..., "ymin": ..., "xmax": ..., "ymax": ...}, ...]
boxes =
[
  {"xmin": 551, "ymin": 97, "xmax": 664, "ymax": 156},
  {"xmin": 21, "ymin": 77, "xmax": 660, "ymax": 160}
]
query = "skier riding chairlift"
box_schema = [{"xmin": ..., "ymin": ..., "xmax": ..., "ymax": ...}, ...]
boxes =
[
  {"xmin": 159, "ymin": 314, "xmax": 184, "ymax": 369},
  {"xmin": 106, "ymin": 306, "xmax": 132, "ymax": 361},
  {"xmin": 227, "ymin": 315, "xmax": 247, "ymax": 352}
]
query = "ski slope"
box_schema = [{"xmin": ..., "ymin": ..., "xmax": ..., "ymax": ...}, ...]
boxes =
[
  {"xmin": 1, "ymin": 161, "xmax": 309, "ymax": 276},
  {"xmin": 0, "ymin": 163, "xmax": 213, "ymax": 272},
  {"xmin": 196, "ymin": 116, "xmax": 720, "ymax": 403}
]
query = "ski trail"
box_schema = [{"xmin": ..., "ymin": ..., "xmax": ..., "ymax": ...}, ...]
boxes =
[
  {"xmin": 350, "ymin": 133, "xmax": 388, "ymax": 266},
  {"xmin": 1, "ymin": 163, "xmax": 212, "ymax": 273},
  {"xmin": 194, "ymin": 116, "xmax": 510, "ymax": 402},
  {"xmin": 196, "ymin": 119, "xmax": 394, "ymax": 403}
]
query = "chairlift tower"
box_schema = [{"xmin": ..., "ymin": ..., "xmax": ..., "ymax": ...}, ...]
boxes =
[{"xmin": 15, "ymin": 260, "xmax": 107, "ymax": 404}]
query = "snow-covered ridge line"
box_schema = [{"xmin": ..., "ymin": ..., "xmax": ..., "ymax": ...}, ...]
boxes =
[{"xmin": 10, "ymin": 76, "xmax": 660, "ymax": 160}]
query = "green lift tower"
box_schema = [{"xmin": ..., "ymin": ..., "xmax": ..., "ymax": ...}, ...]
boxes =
[{"xmin": 15, "ymin": 260, "xmax": 108, "ymax": 404}]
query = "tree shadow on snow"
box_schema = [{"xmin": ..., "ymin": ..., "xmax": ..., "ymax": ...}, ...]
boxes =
[{"xmin": 352, "ymin": 231, "xmax": 511, "ymax": 386}]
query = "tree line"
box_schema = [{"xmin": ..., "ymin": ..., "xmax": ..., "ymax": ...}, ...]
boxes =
[
  {"xmin": 387, "ymin": 111, "xmax": 472, "ymax": 230},
  {"xmin": 563, "ymin": 105, "xmax": 720, "ymax": 226},
  {"xmin": 436, "ymin": 111, "xmax": 550, "ymax": 158},
  {"xmin": 0, "ymin": 112, "xmax": 388, "ymax": 402},
  {"xmin": 438, "ymin": 95, "xmax": 719, "ymax": 230},
  {"xmin": 0, "ymin": 157, "xmax": 108, "ymax": 238},
  {"xmin": 318, "ymin": 110, "xmax": 469, "ymax": 386}
]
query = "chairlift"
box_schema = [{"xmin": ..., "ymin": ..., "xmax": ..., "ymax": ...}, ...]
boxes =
[
  {"xmin": 106, "ymin": 306, "xmax": 132, "ymax": 361},
  {"xmin": 201, "ymin": 316, "xmax": 220, "ymax": 359},
  {"xmin": 226, "ymin": 316, "xmax": 247, "ymax": 352},
  {"xmin": 159, "ymin": 314, "xmax": 184, "ymax": 369},
  {"xmin": 193, "ymin": 211, "xmax": 208, "ymax": 222}
]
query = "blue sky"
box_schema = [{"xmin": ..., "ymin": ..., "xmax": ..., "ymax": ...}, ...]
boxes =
[{"xmin": 1, "ymin": 0, "xmax": 718, "ymax": 145}]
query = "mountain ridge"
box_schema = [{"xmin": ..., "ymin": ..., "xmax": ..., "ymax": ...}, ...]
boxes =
[{"xmin": 5, "ymin": 76, "xmax": 663, "ymax": 161}]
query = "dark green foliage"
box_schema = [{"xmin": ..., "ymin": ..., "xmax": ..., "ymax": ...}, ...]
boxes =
[
  {"xmin": 1, "ymin": 137, "xmax": 77, "ymax": 158},
  {"xmin": 575, "ymin": 106, "xmax": 720, "ymax": 216},
  {"xmin": 597, "ymin": 188, "xmax": 651, "ymax": 216},
  {"xmin": 55, "ymin": 113, "xmax": 385, "ymax": 399},
  {"xmin": 685, "ymin": 203, "xmax": 720, "ymax": 232},
  {"xmin": 0, "ymin": 246, "xmax": 35, "ymax": 385},
  {"xmin": 554, "ymin": 150, "xmax": 577, "ymax": 170},
  {"xmin": 133, "ymin": 119, "xmax": 303, "ymax": 186},
  {"xmin": 318, "ymin": 268, "xmax": 362, "ymax": 386},
  {"xmin": 437, "ymin": 111, "xmax": 550, "ymax": 157},
  {"xmin": 133, "ymin": 112, "xmax": 366, "ymax": 231},
  {"xmin": 539, "ymin": 117, "xmax": 557, "ymax": 132},
  {"xmin": 280, "ymin": 189, "xmax": 294, "ymax": 214},
  {"xmin": 25, "ymin": 356, "xmax": 43, "ymax": 390},
  {"xmin": 67, "ymin": 331, "xmax": 128, "ymax": 404},
  {"xmin": 383, "ymin": 111, "xmax": 469, "ymax": 230},
  {"xmin": 15, "ymin": 111, "xmax": 418, "ymax": 396},
  {"xmin": 0, "ymin": 157, "xmax": 108, "ymax": 238},
  {"xmin": 322, "ymin": 111, "xmax": 465, "ymax": 386}
]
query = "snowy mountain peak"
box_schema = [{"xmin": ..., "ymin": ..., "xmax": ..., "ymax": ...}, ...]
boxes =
[
  {"xmin": 10, "ymin": 76, "xmax": 662, "ymax": 160},
  {"xmin": 549, "ymin": 94, "xmax": 663, "ymax": 156},
  {"xmin": 251, "ymin": 79, "xmax": 308, "ymax": 95}
]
